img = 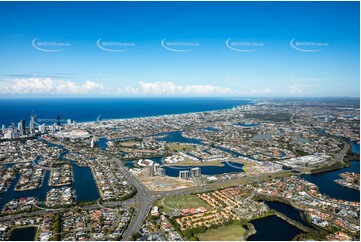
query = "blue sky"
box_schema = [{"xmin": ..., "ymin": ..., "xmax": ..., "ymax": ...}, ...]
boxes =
[{"xmin": 0, "ymin": 1, "xmax": 359, "ymax": 97}]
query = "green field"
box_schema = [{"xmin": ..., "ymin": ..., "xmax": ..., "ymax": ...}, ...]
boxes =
[
  {"xmin": 196, "ymin": 225, "xmax": 246, "ymax": 241},
  {"xmin": 167, "ymin": 143, "xmax": 195, "ymax": 152},
  {"xmin": 159, "ymin": 194, "xmax": 211, "ymax": 212}
]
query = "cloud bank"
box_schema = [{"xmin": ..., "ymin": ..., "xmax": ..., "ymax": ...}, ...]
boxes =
[
  {"xmin": 0, "ymin": 77, "xmax": 274, "ymax": 96},
  {"xmin": 0, "ymin": 78, "xmax": 105, "ymax": 94}
]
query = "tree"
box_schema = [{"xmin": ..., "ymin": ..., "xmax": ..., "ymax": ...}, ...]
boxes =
[
  {"xmin": 232, "ymin": 220, "xmax": 241, "ymax": 226},
  {"xmin": 183, "ymin": 229, "xmax": 193, "ymax": 239},
  {"xmin": 53, "ymin": 213, "xmax": 61, "ymax": 241},
  {"xmin": 210, "ymin": 224, "xmax": 218, "ymax": 230},
  {"xmin": 199, "ymin": 225, "xmax": 207, "ymax": 233},
  {"xmin": 192, "ymin": 227, "xmax": 200, "ymax": 235},
  {"xmin": 150, "ymin": 215, "xmax": 158, "ymax": 221}
]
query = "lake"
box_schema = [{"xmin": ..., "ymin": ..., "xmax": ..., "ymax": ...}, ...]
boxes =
[
  {"xmin": 248, "ymin": 215, "xmax": 303, "ymax": 241},
  {"xmin": 9, "ymin": 226, "xmax": 37, "ymax": 241},
  {"xmin": 162, "ymin": 161, "xmax": 244, "ymax": 177}
]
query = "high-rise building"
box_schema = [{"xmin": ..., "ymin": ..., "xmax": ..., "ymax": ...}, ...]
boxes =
[
  {"xmin": 90, "ymin": 138, "xmax": 96, "ymax": 148},
  {"xmin": 158, "ymin": 168, "xmax": 166, "ymax": 176},
  {"xmin": 151, "ymin": 163, "xmax": 166, "ymax": 176},
  {"xmin": 4, "ymin": 130, "xmax": 13, "ymax": 139},
  {"xmin": 18, "ymin": 120, "xmax": 26, "ymax": 136},
  {"xmin": 1, "ymin": 125, "xmax": 5, "ymax": 132},
  {"xmin": 56, "ymin": 115, "xmax": 61, "ymax": 126},
  {"xmin": 153, "ymin": 163, "xmax": 160, "ymax": 175},
  {"xmin": 191, "ymin": 167, "xmax": 201, "ymax": 177},
  {"xmin": 12, "ymin": 128, "xmax": 18, "ymax": 138},
  {"xmin": 179, "ymin": 170, "xmax": 190, "ymax": 179},
  {"xmin": 30, "ymin": 114, "xmax": 35, "ymax": 134},
  {"xmin": 17, "ymin": 122, "xmax": 21, "ymax": 134},
  {"xmin": 39, "ymin": 124, "xmax": 46, "ymax": 133},
  {"xmin": 149, "ymin": 166, "xmax": 154, "ymax": 176},
  {"xmin": 4, "ymin": 127, "xmax": 17, "ymax": 139},
  {"xmin": 67, "ymin": 119, "xmax": 72, "ymax": 125}
]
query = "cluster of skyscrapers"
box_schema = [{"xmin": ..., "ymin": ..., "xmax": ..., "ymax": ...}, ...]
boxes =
[
  {"xmin": 0, "ymin": 115, "xmax": 71, "ymax": 140},
  {"xmin": 1, "ymin": 114, "xmax": 37, "ymax": 139}
]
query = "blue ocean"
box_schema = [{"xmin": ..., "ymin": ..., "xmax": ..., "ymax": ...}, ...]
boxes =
[{"xmin": 0, "ymin": 98, "xmax": 253, "ymax": 126}]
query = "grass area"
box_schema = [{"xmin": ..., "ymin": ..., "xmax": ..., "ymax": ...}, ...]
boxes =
[
  {"xmin": 118, "ymin": 141, "xmax": 138, "ymax": 147},
  {"xmin": 241, "ymin": 162, "xmax": 256, "ymax": 173},
  {"xmin": 196, "ymin": 225, "xmax": 246, "ymax": 241},
  {"xmin": 203, "ymin": 170, "xmax": 294, "ymax": 191},
  {"xmin": 167, "ymin": 143, "xmax": 195, "ymax": 152},
  {"xmin": 160, "ymin": 194, "xmax": 211, "ymax": 212}
]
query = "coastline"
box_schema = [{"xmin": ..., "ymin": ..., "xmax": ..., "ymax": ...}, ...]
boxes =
[{"xmin": 77, "ymin": 101, "xmax": 253, "ymax": 126}]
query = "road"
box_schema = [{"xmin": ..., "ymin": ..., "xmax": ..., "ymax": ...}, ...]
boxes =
[
  {"xmin": 114, "ymin": 157, "xmax": 207, "ymax": 240},
  {"xmin": 113, "ymin": 157, "xmax": 153, "ymax": 241},
  {"xmin": 0, "ymin": 155, "xmax": 293, "ymax": 239},
  {"xmin": 319, "ymin": 132, "xmax": 350, "ymax": 162}
]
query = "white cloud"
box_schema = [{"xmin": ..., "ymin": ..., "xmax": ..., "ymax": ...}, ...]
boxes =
[
  {"xmin": 137, "ymin": 81, "xmax": 234, "ymax": 95},
  {"xmin": 290, "ymin": 85, "xmax": 302, "ymax": 94},
  {"xmin": 121, "ymin": 81, "xmax": 273, "ymax": 96},
  {"xmin": 0, "ymin": 78, "xmax": 105, "ymax": 94},
  {"xmin": 240, "ymin": 88, "xmax": 273, "ymax": 95},
  {"xmin": 0, "ymin": 78, "xmax": 274, "ymax": 96},
  {"xmin": 116, "ymin": 86, "xmax": 139, "ymax": 94}
]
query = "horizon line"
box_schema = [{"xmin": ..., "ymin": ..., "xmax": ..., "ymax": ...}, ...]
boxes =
[{"xmin": 0, "ymin": 96, "xmax": 359, "ymax": 99}]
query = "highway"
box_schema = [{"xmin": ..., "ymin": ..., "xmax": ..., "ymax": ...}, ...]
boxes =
[
  {"xmin": 113, "ymin": 157, "xmax": 153, "ymax": 241},
  {"xmin": 114, "ymin": 157, "xmax": 204, "ymax": 240},
  {"xmin": 0, "ymin": 154, "xmax": 292, "ymax": 239}
]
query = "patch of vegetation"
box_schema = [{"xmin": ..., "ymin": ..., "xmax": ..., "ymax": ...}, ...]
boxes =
[
  {"xmin": 161, "ymin": 195, "xmax": 211, "ymax": 212},
  {"xmin": 293, "ymin": 229, "xmax": 329, "ymax": 241},
  {"xmin": 294, "ymin": 149, "xmax": 309, "ymax": 156},
  {"xmin": 196, "ymin": 224, "xmax": 246, "ymax": 241},
  {"xmin": 344, "ymin": 148, "xmax": 360, "ymax": 162},
  {"xmin": 244, "ymin": 113, "xmax": 292, "ymax": 122},
  {"xmin": 53, "ymin": 213, "xmax": 61, "ymax": 241},
  {"xmin": 310, "ymin": 161, "xmax": 347, "ymax": 174},
  {"xmin": 167, "ymin": 144, "xmax": 195, "ymax": 152}
]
